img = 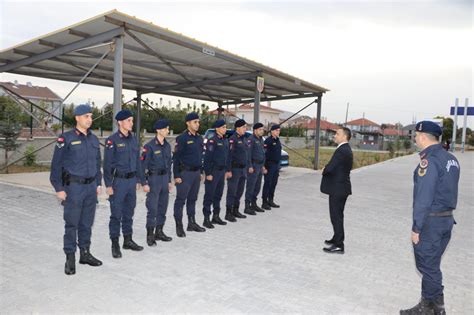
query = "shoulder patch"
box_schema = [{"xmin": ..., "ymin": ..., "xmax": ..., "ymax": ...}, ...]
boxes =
[
  {"xmin": 419, "ymin": 159, "xmax": 428, "ymax": 169},
  {"xmin": 418, "ymin": 168, "xmax": 427, "ymax": 177}
]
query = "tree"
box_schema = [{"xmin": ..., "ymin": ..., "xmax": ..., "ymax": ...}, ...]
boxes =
[{"xmin": 0, "ymin": 122, "xmax": 21, "ymax": 173}]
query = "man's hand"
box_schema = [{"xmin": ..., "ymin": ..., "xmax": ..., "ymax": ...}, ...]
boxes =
[
  {"xmin": 248, "ymin": 167, "xmax": 254, "ymax": 174},
  {"xmin": 225, "ymin": 171, "xmax": 232, "ymax": 179},
  {"xmin": 411, "ymin": 231, "xmax": 420, "ymax": 245},
  {"xmin": 96, "ymin": 186, "xmax": 102, "ymax": 196},
  {"xmin": 56, "ymin": 191, "xmax": 67, "ymax": 201},
  {"xmin": 262, "ymin": 167, "xmax": 268, "ymax": 175},
  {"xmin": 168, "ymin": 183, "xmax": 173, "ymax": 192},
  {"xmin": 206, "ymin": 175, "xmax": 213, "ymax": 181},
  {"xmin": 106, "ymin": 187, "xmax": 114, "ymax": 195},
  {"xmin": 175, "ymin": 178, "xmax": 182, "ymax": 184},
  {"xmin": 143, "ymin": 184, "xmax": 150, "ymax": 193}
]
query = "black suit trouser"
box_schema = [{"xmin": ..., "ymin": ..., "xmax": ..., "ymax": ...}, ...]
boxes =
[{"xmin": 329, "ymin": 194, "xmax": 349, "ymax": 247}]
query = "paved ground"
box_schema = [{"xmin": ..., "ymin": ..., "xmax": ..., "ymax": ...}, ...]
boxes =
[{"xmin": 0, "ymin": 153, "xmax": 472, "ymax": 314}]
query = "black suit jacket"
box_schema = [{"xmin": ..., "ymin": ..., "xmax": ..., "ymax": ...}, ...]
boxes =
[{"xmin": 320, "ymin": 143, "xmax": 353, "ymax": 196}]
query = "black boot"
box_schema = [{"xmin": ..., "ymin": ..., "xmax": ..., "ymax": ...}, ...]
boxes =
[
  {"xmin": 225, "ymin": 206, "xmax": 236, "ymax": 222},
  {"xmin": 233, "ymin": 205, "xmax": 247, "ymax": 219},
  {"xmin": 262, "ymin": 198, "xmax": 271, "ymax": 210},
  {"xmin": 244, "ymin": 201, "xmax": 256, "ymax": 215},
  {"xmin": 123, "ymin": 235, "xmax": 144, "ymax": 251},
  {"xmin": 432, "ymin": 295, "xmax": 446, "ymax": 315},
  {"xmin": 155, "ymin": 225, "xmax": 172, "ymax": 242},
  {"xmin": 400, "ymin": 298, "xmax": 434, "ymax": 315},
  {"xmin": 111, "ymin": 237, "xmax": 123, "ymax": 257},
  {"xmin": 268, "ymin": 198, "xmax": 280, "ymax": 208},
  {"xmin": 79, "ymin": 247, "xmax": 102, "ymax": 266},
  {"xmin": 187, "ymin": 215, "xmax": 206, "ymax": 232},
  {"xmin": 211, "ymin": 211, "xmax": 227, "ymax": 225},
  {"xmin": 252, "ymin": 200, "xmax": 265, "ymax": 212},
  {"xmin": 175, "ymin": 218, "xmax": 186, "ymax": 237},
  {"xmin": 203, "ymin": 215, "xmax": 215, "ymax": 229},
  {"xmin": 146, "ymin": 228, "xmax": 157, "ymax": 247},
  {"xmin": 64, "ymin": 253, "xmax": 75, "ymax": 275}
]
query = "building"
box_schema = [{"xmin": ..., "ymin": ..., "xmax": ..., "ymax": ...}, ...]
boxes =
[
  {"xmin": 300, "ymin": 118, "xmax": 340, "ymax": 144},
  {"xmin": 0, "ymin": 80, "xmax": 63, "ymax": 126},
  {"xmin": 346, "ymin": 118, "xmax": 382, "ymax": 150},
  {"xmin": 209, "ymin": 103, "xmax": 282, "ymax": 128}
]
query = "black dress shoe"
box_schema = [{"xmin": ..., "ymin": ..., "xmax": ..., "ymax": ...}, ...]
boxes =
[
  {"xmin": 323, "ymin": 244, "xmax": 344, "ymax": 254},
  {"xmin": 324, "ymin": 239, "xmax": 335, "ymax": 245}
]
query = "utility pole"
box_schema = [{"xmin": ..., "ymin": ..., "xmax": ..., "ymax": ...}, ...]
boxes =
[{"xmin": 344, "ymin": 102, "xmax": 349, "ymax": 126}]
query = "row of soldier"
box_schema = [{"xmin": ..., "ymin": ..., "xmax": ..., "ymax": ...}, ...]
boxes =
[{"xmin": 50, "ymin": 105, "xmax": 283, "ymax": 275}]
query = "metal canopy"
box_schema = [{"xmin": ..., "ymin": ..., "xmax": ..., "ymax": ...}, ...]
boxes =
[{"xmin": 0, "ymin": 10, "xmax": 328, "ymax": 104}]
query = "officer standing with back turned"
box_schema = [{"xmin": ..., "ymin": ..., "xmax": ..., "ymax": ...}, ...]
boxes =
[
  {"xmin": 103, "ymin": 109, "xmax": 143, "ymax": 259},
  {"xmin": 50, "ymin": 104, "xmax": 103, "ymax": 275},
  {"xmin": 400, "ymin": 121, "xmax": 460, "ymax": 315}
]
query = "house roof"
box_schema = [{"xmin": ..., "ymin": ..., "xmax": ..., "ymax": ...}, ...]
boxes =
[
  {"xmin": 346, "ymin": 118, "xmax": 380, "ymax": 127},
  {"xmin": 0, "ymin": 9, "xmax": 328, "ymax": 105},
  {"xmin": 301, "ymin": 118, "xmax": 339, "ymax": 131},
  {"xmin": 0, "ymin": 81, "xmax": 62, "ymax": 101}
]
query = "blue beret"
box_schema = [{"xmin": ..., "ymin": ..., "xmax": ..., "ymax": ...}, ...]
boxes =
[
  {"xmin": 115, "ymin": 109, "xmax": 133, "ymax": 121},
  {"xmin": 185, "ymin": 112, "xmax": 199, "ymax": 122},
  {"xmin": 253, "ymin": 122, "xmax": 264, "ymax": 130},
  {"xmin": 234, "ymin": 119, "xmax": 246, "ymax": 128},
  {"xmin": 212, "ymin": 119, "xmax": 226, "ymax": 128},
  {"xmin": 415, "ymin": 120, "xmax": 442, "ymax": 137},
  {"xmin": 270, "ymin": 124, "xmax": 281, "ymax": 131},
  {"xmin": 153, "ymin": 119, "xmax": 169, "ymax": 130},
  {"xmin": 74, "ymin": 104, "xmax": 92, "ymax": 116}
]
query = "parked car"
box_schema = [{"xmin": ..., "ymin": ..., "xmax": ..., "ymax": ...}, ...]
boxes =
[{"xmin": 203, "ymin": 129, "xmax": 289, "ymax": 167}]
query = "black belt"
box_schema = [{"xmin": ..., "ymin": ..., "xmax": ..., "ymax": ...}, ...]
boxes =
[
  {"xmin": 149, "ymin": 169, "xmax": 167, "ymax": 176},
  {"xmin": 114, "ymin": 171, "xmax": 136, "ymax": 179},
  {"xmin": 182, "ymin": 165, "xmax": 201, "ymax": 172},
  {"xmin": 266, "ymin": 160, "xmax": 278, "ymax": 164},
  {"xmin": 429, "ymin": 210, "xmax": 453, "ymax": 217},
  {"xmin": 232, "ymin": 162, "xmax": 246, "ymax": 169},
  {"xmin": 252, "ymin": 159, "xmax": 264, "ymax": 164},
  {"xmin": 214, "ymin": 166, "xmax": 226, "ymax": 171},
  {"xmin": 66, "ymin": 175, "xmax": 95, "ymax": 185}
]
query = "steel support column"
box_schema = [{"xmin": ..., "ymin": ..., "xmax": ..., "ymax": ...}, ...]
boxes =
[
  {"xmin": 136, "ymin": 93, "xmax": 142, "ymax": 145},
  {"xmin": 113, "ymin": 35, "xmax": 124, "ymax": 133},
  {"xmin": 254, "ymin": 76, "xmax": 261, "ymax": 124},
  {"xmin": 314, "ymin": 95, "xmax": 323, "ymax": 170}
]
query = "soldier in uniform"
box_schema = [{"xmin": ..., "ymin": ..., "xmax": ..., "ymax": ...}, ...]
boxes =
[
  {"xmin": 244, "ymin": 122, "xmax": 266, "ymax": 215},
  {"xmin": 262, "ymin": 124, "xmax": 282, "ymax": 210},
  {"xmin": 50, "ymin": 104, "xmax": 102, "ymax": 275},
  {"xmin": 225, "ymin": 119, "xmax": 249, "ymax": 222},
  {"xmin": 202, "ymin": 119, "xmax": 231, "ymax": 228},
  {"xmin": 103, "ymin": 109, "xmax": 143, "ymax": 258},
  {"xmin": 173, "ymin": 112, "xmax": 206, "ymax": 237},
  {"xmin": 400, "ymin": 121, "xmax": 460, "ymax": 315},
  {"xmin": 141, "ymin": 119, "xmax": 173, "ymax": 246}
]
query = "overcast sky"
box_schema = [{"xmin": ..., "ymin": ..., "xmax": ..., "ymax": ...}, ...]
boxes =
[{"xmin": 1, "ymin": 0, "xmax": 472, "ymax": 127}]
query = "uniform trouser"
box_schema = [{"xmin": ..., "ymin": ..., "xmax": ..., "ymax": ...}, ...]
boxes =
[
  {"xmin": 203, "ymin": 169, "xmax": 226, "ymax": 216},
  {"xmin": 145, "ymin": 174, "xmax": 169, "ymax": 228},
  {"xmin": 328, "ymin": 194, "xmax": 349, "ymax": 247},
  {"xmin": 173, "ymin": 170, "xmax": 201, "ymax": 220},
  {"xmin": 245, "ymin": 163, "xmax": 263, "ymax": 202},
  {"xmin": 63, "ymin": 182, "xmax": 97, "ymax": 254},
  {"xmin": 414, "ymin": 216, "xmax": 454, "ymax": 301},
  {"xmin": 108, "ymin": 177, "xmax": 137, "ymax": 239},
  {"xmin": 262, "ymin": 162, "xmax": 279, "ymax": 200},
  {"xmin": 226, "ymin": 168, "xmax": 246, "ymax": 208}
]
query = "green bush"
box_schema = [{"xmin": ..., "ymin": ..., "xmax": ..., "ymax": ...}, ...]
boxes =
[{"xmin": 24, "ymin": 144, "xmax": 37, "ymax": 166}]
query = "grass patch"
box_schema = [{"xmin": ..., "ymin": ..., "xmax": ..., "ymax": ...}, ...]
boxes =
[
  {"xmin": 1, "ymin": 164, "xmax": 50, "ymax": 174},
  {"xmin": 287, "ymin": 148, "xmax": 410, "ymax": 169}
]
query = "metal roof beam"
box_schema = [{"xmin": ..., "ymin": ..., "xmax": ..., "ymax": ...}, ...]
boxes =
[
  {"xmin": 0, "ymin": 27, "xmax": 124, "ymax": 72},
  {"xmin": 221, "ymin": 92, "xmax": 322, "ymax": 105}
]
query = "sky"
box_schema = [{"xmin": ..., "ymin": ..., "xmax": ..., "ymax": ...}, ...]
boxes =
[{"xmin": 0, "ymin": 0, "xmax": 472, "ymax": 127}]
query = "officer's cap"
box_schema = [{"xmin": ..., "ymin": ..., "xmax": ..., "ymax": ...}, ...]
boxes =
[
  {"xmin": 115, "ymin": 109, "xmax": 133, "ymax": 121},
  {"xmin": 415, "ymin": 120, "xmax": 442, "ymax": 137},
  {"xmin": 212, "ymin": 119, "xmax": 226, "ymax": 128},
  {"xmin": 234, "ymin": 119, "xmax": 246, "ymax": 128},
  {"xmin": 153, "ymin": 119, "xmax": 169, "ymax": 130},
  {"xmin": 74, "ymin": 104, "xmax": 92, "ymax": 116},
  {"xmin": 253, "ymin": 122, "xmax": 264, "ymax": 130},
  {"xmin": 185, "ymin": 112, "xmax": 199, "ymax": 122},
  {"xmin": 270, "ymin": 124, "xmax": 281, "ymax": 131}
]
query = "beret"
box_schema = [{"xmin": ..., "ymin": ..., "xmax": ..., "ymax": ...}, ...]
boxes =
[
  {"xmin": 253, "ymin": 122, "xmax": 264, "ymax": 130},
  {"xmin": 153, "ymin": 119, "xmax": 169, "ymax": 130},
  {"xmin": 415, "ymin": 120, "xmax": 442, "ymax": 137},
  {"xmin": 270, "ymin": 124, "xmax": 281, "ymax": 131},
  {"xmin": 234, "ymin": 119, "xmax": 246, "ymax": 128},
  {"xmin": 115, "ymin": 109, "xmax": 133, "ymax": 121},
  {"xmin": 212, "ymin": 119, "xmax": 226, "ymax": 128},
  {"xmin": 74, "ymin": 104, "xmax": 92, "ymax": 116},
  {"xmin": 185, "ymin": 112, "xmax": 199, "ymax": 122}
]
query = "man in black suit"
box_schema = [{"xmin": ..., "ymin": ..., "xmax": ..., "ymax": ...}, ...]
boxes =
[{"xmin": 320, "ymin": 127, "xmax": 353, "ymax": 254}]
